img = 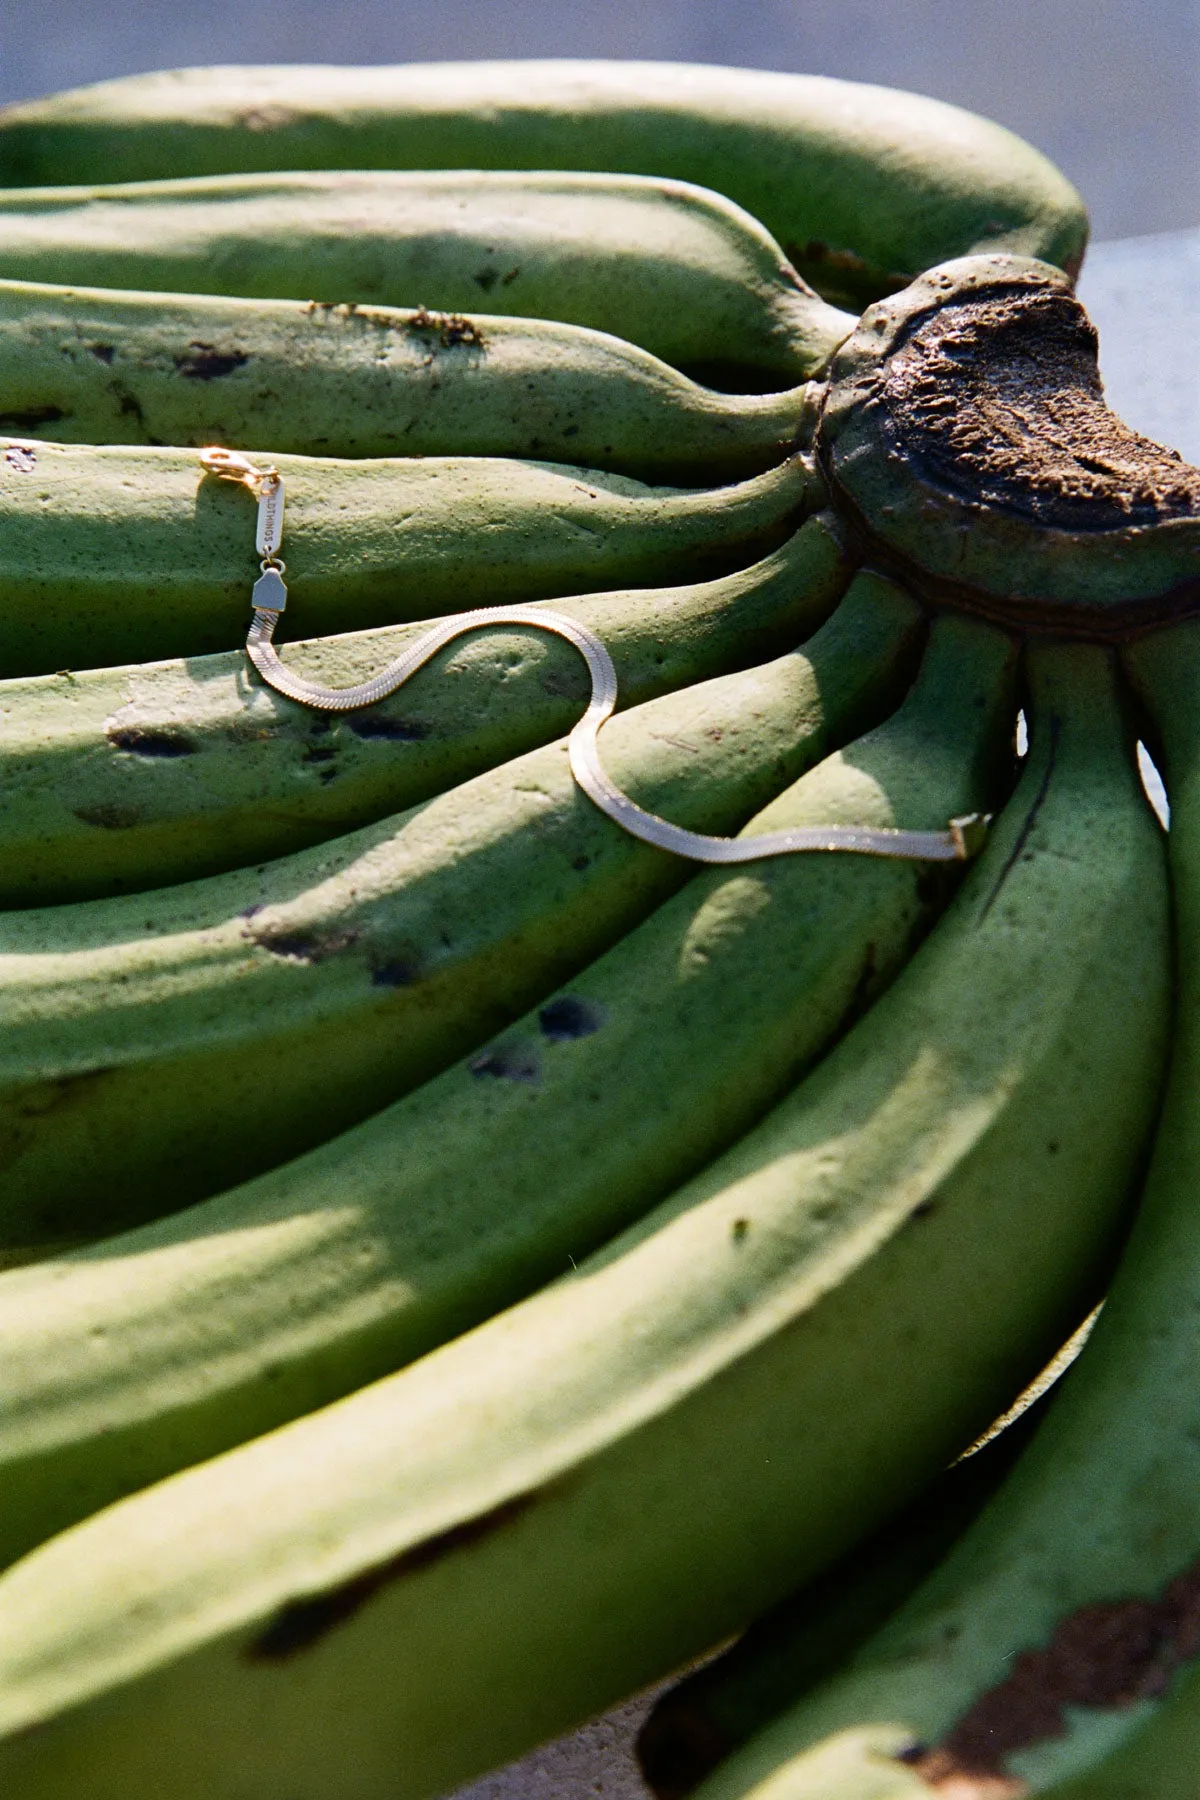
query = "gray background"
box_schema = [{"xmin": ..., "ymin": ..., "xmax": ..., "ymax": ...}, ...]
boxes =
[{"xmin": 0, "ymin": 6, "xmax": 1193, "ymax": 1796}]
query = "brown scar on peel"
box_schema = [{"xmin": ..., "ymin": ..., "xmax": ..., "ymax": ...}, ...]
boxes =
[
  {"xmin": 408, "ymin": 307, "xmax": 485, "ymax": 351},
  {"xmin": 898, "ymin": 1555, "xmax": 1200, "ymax": 1792},
  {"xmin": 244, "ymin": 1495, "xmax": 535, "ymax": 1661}
]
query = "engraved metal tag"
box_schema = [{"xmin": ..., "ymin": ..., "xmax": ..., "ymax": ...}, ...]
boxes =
[
  {"xmin": 255, "ymin": 478, "xmax": 285, "ymax": 559},
  {"xmin": 251, "ymin": 567, "xmax": 288, "ymax": 613}
]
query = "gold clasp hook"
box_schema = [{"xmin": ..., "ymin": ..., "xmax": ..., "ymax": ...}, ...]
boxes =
[{"xmin": 199, "ymin": 446, "xmax": 278, "ymax": 492}]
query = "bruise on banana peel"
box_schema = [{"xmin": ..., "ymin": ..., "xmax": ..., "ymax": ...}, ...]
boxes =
[
  {"xmin": 247, "ymin": 1495, "xmax": 539, "ymax": 1664},
  {"xmin": 896, "ymin": 1556, "xmax": 1200, "ymax": 1796}
]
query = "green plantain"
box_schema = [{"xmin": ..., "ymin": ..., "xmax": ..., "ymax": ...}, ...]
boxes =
[
  {"xmin": 635, "ymin": 1383, "xmax": 1063, "ymax": 1800},
  {"xmin": 655, "ymin": 620, "xmax": 1200, "ymax": 1800},
  {"xmin": 0, "ymin": 569, "xmax": 921, "ymax": 1254},
  {"xmin": 0, "ymin": 637, "xmax": 1166, "ymax": 1800},
  {"xmin": 0, "ymin": 169, "xmax": 851, "ymax": 383},
  {"xmin": 0, "ymin": 517, "xmax": 850, "ymax": 906},
  {"xmin": 0, "ymin": 62, "xmax": 1088, "ymax": 303},
  {"xmin": 0, "ymin": 439, "xmax": 809, "ymax": 677},
  {"xmin": 0, "ymin": 604, "xmax": 1005, "ymax": 1568},
  {"xmin": 0, "ymin": 279, "xmax": 820, "ymax": 476}
]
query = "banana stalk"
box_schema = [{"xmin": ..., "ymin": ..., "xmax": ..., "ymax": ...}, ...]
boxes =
[
  {"xmin": 0, "ymin": 440, "xmax": 809, "ymax": 677},
  {"xmin": 0, "ymin": 169, "xmax": 851, "ymax": 383},
  {"xmin": 0, "ymin": 518, "xmax": 850, "ymax": 906},
  {"xmin": 0, "ymin": 638, "xmax": 1166, "ymax": 1800},
  {"xmin": 0, "ymin": 570, "xmax": 922, "ymax": 1253},
  {"xmin": 0, "ymin": 62, "xmax": 1089, "ymax": 301}
]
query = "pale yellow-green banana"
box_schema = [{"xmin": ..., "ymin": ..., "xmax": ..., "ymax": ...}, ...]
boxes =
[
  {"xmin": 0, "ymin": 169, "xmax": 852, "ymax": 383},
  {"xmin": 0, "ymin": 638, "xmax": 1167, "ymax": 1800},
  {"xmin": 0, "ymin": 517, "xmax": 849, "ymax": 906},
  {"xmin": 0, "ymin": 438, "xmax": 809, "ymax": 676},
  {"xmin": 0, "ymin": 569, "xmax": 921, "ymax": 1253},
  {"xmin": 0, "ymin": 278, "xmax": 820, "ymax": 476},
  {"xmin": 0, "ymin": 62, "xmax": 1088, "ymax": 301},
  {"xmin": 648, "ymin": 622, "xmax": 1200, "ymax": 1800},
  {"xmin": 0, "ymin": 604, "xmax": 1008, "ymax": 1567}
]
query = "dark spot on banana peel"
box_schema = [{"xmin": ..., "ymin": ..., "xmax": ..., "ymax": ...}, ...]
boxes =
[
  {"xmin": 896, "ymin": 1742, "xmax": 1025, "ymax": 1798},
  {"xmin": 107, "ymin": 725, "xmax": 197, "ymax": 758},
  {"xmin": 469, "ymin": 1039, "xmax": 541, "ymax": 1084},
  {"xmin": 0, "ymin": 405, "xmax": 66, "ymax": 431},
  {"xmin": 408, "ymin": 307, "xmax": 484, "ymax": 349},
  {"xmin": 116, "ymin": 388, "xmax": 149, "ymax": 433},
  {"xmin": 731, "ymin": 1218, "xmax": 750, "ymax": 1243},
  {"xmin": 73, "ymin": 802, "xmax": 144, "ymax": 831},
  {"xmin": 251, "ymin": 925, "xmax": 359, "ymax": 964},
  {"xmin": 174, "ymin": 342, "xmax": 250, "ymax": 381},
  {"xmin": 911, "ymin": 1200, "xmax": 938, "ymax": 1221},
  {"xmin": 472, "ymin": 268, "xmax": 498, "ymax": 292},
  {"xmin": 369, "ymin": 957, "xmax": 421, "ymax": 989},
  {"xmin": 903, "ymin": 1558, "xmax": 1200, "ymax": 1792},
  {"xmin": 244, "ymin": 1496, "xmax": 536, "ymax": 1661},
  {"xmin": 538, "ymin": 996, "xmax": 607, "ymax": 1042},
  {"xmin": 347, "ymin": 713, "xmax": 432, "ymax": 742},
  {"xmin": 88, "ymin": 343, "xmax": 115, "ymax": 363}
]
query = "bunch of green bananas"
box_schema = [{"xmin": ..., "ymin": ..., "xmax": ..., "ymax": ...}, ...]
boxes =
[{"xmin": 0, "ymin": 54, "xmax": 1194, "ymax": 1800}]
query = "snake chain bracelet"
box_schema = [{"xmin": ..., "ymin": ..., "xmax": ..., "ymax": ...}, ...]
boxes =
[{"xmin": 200, "ymin": 447, "xmax": 987, "ymax": 866}]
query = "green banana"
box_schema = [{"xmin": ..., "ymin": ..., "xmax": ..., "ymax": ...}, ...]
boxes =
[
  {"xmin": 0, "ymin": 636, "xmax": 1165, "ymax": 1800},
  {"xmin": 0, "ymin": 439, "xmax": 809, "ymax": 678},
  {"xmin": 0, "ymin": 603, "xmax": 1001, "ymax": 1567},
  {"xmin": 0, "ymin": 517, "xmax": 850, "ymax": 907},
  {"xmin": 0, "ymin": 568, "xmax": 920, "ymax": 1255},
  {"xmin": 654, "ymin": 620, "xmax": 1200, "ymax": 1800},
  {"xmin": 0, "ymin": 279, "xmax": 818, "ymax": 476},
  {"xmin": 0, "ymin": 62, "xmax": 1089, "ymax": 302},
  {"xmin": 636, "ymin": 1388, "xmax": 1060, "ymax": 1800},
  {"xmin": 0, "ymin": 169, "xmax": 851, "ymax": 383}
]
